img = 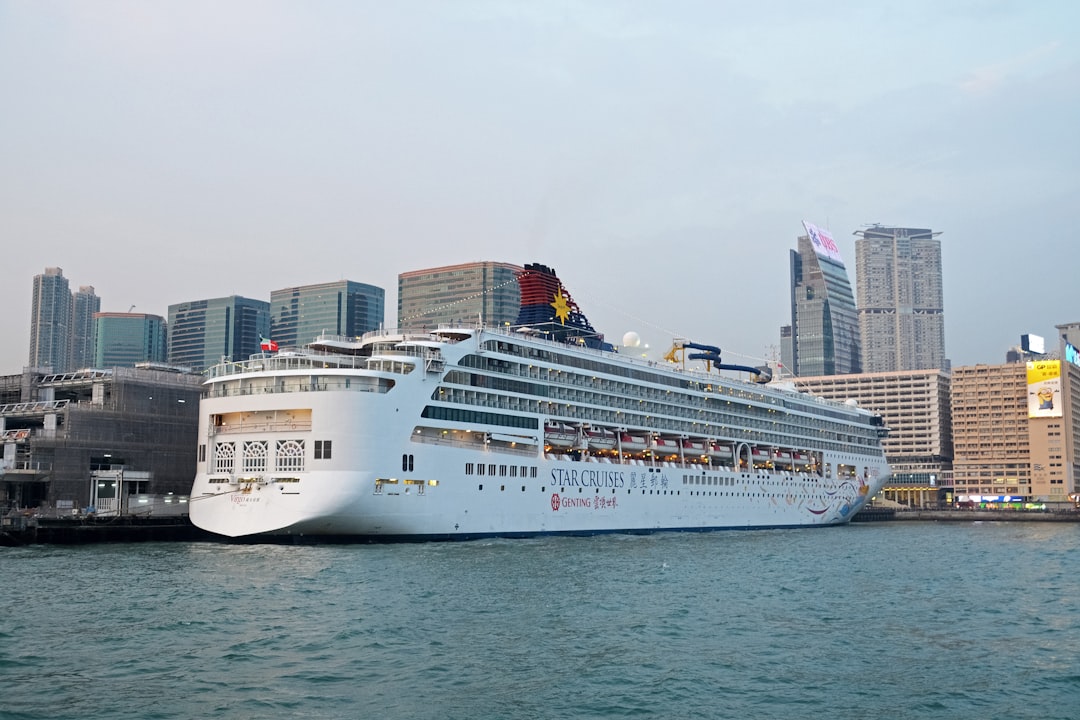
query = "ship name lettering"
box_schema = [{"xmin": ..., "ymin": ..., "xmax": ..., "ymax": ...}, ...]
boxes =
[{"xmin": 550, "ymin": 468, "xmax": 624, "ymax": 488}]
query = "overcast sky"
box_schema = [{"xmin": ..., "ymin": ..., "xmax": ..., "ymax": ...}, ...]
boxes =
[{"xmin": 3, "ymin": 1, "xmax": 1078, "ymax": 372}]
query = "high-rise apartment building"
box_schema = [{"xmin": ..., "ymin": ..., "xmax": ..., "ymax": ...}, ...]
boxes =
[
  {"xmin": 785, "ymin": 222, "xmax": 860, "ymax": 376},
  {"xmin": 29, "ymin": 267, "xmax": 73, "ymax": 372},
  {"xmin": 167, "ymin": 296, "xmax": 270, "ymax": 372},
  {"xmin": 398, "ymin": 261, "xmax": 522, "ymax": 330},
  {"xmin": 270, "ymin": 280, "xmax": 384, "ymax": 348},
  {"xmin": 791, "ymin": 369, "xmax": 952, "ymax": 507},
  {"xmin": 71, "ymin": 286, "xmax": 100, "ymax": 370},
  {"xmin": 94, "ymin": 312, "xmax": 168, "ymax": 368},
  {"xmin": 855, "ymin": 225, "xmax": 945, "ymax": 372}
]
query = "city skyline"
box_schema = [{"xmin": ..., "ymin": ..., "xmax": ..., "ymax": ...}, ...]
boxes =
[{"xmin": 2, "ymin": 2, "xmax": 1078, "ymax": 373}]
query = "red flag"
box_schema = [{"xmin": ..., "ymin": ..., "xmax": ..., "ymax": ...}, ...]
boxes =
[{"xmin": 260, "ymin": 336, "xmax": 278, "ymax": 352}]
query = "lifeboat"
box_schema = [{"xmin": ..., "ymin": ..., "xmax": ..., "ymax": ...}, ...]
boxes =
[
  {"xmin": 681, "ymin": 439, "xmax": 707, "ymax": 455},
  {"xmin": 585, "ymin": 428, "xmax": 617, "ymax": 451},
  {"xmin": 793, "ymin": 452, "xmax": 811, "ymax": 466},
  {"xmin": 544, "ymin": 423, "xmax": 578, "ymax": 449},
  {"xmin": 752, "ymin": 448, "xmax": 772, "ymax": 462},
  {"xmin": 619, "ymin": 434, "xmax": 648, "ymax": 452},
  {"xmin": 708, "ymin": 442, "xmax": 734, "ymax": 459},
  {"xmin": 651, "ymin": 437, "xmax": 679, "ymax": 454}
]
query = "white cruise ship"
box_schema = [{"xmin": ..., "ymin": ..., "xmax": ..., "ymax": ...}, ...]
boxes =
[{"xmin": 189, "ymin": 263, "xmax": 890, "ymax": 540}]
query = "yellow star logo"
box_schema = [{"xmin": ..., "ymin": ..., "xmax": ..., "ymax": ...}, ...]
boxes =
[{"xmin": 551, "ymin": 290, "xmax": 571, "ymax": 324}]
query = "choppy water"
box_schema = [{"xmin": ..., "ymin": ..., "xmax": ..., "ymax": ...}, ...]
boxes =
[{"xmin": 3, "ymin": 521, "xmax": 1080, "ymax": 720}]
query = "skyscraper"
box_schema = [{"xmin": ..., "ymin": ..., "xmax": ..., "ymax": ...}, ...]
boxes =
[
  {"xmin": 398, "ymin": 261, "xmax": 523, "ymax": 329},
  {"xmin": 29, "ymin": 267, "xmax": 73, "ymax": 372},
  {"xmin": 270, "ymin": 280, "xmax": 384, "ymax": 348},
  {"xmin": 855, "ymin": 225, "xmax": 945, "ymax": 372},
  {"xmin": 785, "ymin": 222, "xmax": 860, "ymax": 376},
  {"xmin": 167, "ymin": 296, "xmax": 270, "ymax": 372},
  {"xmin": 72, "ymin": 285, "xmax": 101, "ymax": 370},
  {"xmin": 94, "ymin": 312, "xmax": 168, "ymax": 368}
]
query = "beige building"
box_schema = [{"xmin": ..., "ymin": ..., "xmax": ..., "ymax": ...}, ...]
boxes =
[
  {"xmin": 790, "ymin": 369, "xmax": 952, "ymax": 507},
  {"xmin": 952, "ymin": 360, "xmax": 1080, "ymax": 506}
]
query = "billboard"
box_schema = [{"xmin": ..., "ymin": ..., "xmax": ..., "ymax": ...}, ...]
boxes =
[
  {"xmin": 1027, "ymin": 360, "xmax": 1063, "ymax": 418},
  {"xmin": 1021, "ymin": 334, "xmax": 1045, "ymax": 354},
  {"xmin": 801, "ymin": 221, "xmax": 844, "ymax": 265}
]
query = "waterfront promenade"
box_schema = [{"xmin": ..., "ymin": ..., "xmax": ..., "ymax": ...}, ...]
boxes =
[{"xmin": 853, "ymin": 506, "xmax": 1080, "ymax": 523}]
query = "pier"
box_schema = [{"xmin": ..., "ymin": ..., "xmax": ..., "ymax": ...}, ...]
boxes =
[{"xmin": 1, "ymin": 512, "xmax": 211, "ymax": 546}]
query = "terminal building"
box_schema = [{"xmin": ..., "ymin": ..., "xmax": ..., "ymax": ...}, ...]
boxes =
[{"xmin": 0, "ymin": 365, "xmax": 203, "ymax": 515}]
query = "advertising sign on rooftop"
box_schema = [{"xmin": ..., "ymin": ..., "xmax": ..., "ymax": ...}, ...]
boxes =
[
  {"xmin": 1026, "ymin": 360, "xmax": 1063, "ymax": 418},
  {"xmin": 801, "ymin": 221, "xmax": 845, "ymax": 265}
]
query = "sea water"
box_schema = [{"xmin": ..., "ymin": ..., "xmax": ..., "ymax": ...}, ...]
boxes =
[{"xmin": 3, "ymin": 521, "xmax": 1079, "ymax": 720}]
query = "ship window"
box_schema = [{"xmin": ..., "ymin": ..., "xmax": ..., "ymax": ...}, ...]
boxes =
[
  {"xmin": 478, "ymin": 465, "xmax": 486, "ymax": 476},
  {"xmin": 478, "ymin": 484, "xmax": 484, "ymax": 491},
  {"xmin": 466, "ymin": 463, "xmax": 474, "ymax": 475},
  {"xmin": 315, "ymin": 440, "xmax": 332, "ymax": 460},
  {"xmin": 531, "ymin": 467, "xmax": 537, "ymax": 478},
  {"xmin": 510, "ymin": 466, "xmax": 518, "ymax": 478},
  {"xmin": 198, "ymin": 444, "xmax": 206, "ymax": 463},
  {"xmin": 499, "ymin": 464, "xmax": 507, "ymax": 476},
  {"xmin": 401, "ymin": 454, "xmax": 414, "ymax": 472},
  {"xmin": 488, "ymin": 464, "xmax": 496, "ymax": 475}
]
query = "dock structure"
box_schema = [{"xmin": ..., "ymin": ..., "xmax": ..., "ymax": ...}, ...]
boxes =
[{"xmin": 0, "ymin": 365, "xmax": 204, "ymax": 516}]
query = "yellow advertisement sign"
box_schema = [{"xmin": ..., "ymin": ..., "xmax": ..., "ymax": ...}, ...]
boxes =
[{"xmin": 1027, "ymin": 360, "xmax": 1062, "ymax": 418}]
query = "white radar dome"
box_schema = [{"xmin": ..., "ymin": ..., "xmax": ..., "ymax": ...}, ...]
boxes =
[
  {"xmin": 844, "ymin": 398, "xmax": 859, "ymax": 407},
  {"xmin": 622, "ymin": 331, "xmax": 641, "ymax": 348}
]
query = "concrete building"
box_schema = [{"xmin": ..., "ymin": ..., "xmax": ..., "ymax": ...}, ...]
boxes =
[
  {"xmin": 785, "ymin": 224, "xmax": 860, "ymax": 376},
  {"xmin": 0, "ymin": 366, "xmax": 203, "ymax": 514},
  {"xmin": 270, "ymin": 280, "xmax": 384, "ymax": 348},
  {"xmin": 791, "ymin": 369, "xmax": 952, "ymax": 507},
  {"xmin": 94, "ymin": 312, "xmax": 168, "ymax": 368},
  {"xmin": 28, "ymin": 267, "xmax": 74, "ymax": 372},
  {"xmin": 167, "ymin": 295, "xmax": 270, "ymax": 372},
  {"xmin": 854, "ymin": 225, "xmax": 946, "ymax": 372},
  {"xmin": 398, "ymin": 261, "xmax": 522, "ymax": 330},
  {"xmin": 952, "ymin": 357, "xmax": 1080, "ymax": 507}
]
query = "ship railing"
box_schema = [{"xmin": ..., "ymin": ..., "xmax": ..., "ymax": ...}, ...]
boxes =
[
  {"xmin": 211, "ymin": 419, "xmax": 314, "ymax": 435},
  {"xmin": 206, "ymin": 352, "xmax": 369, "ymax": 379},
  {"xmin": 410, "ymin": 432, "xmax": 538, "ymax": 457},
  {"xmin": 206, "ymin": 378, "xmax": 392, "ymax": 398}
]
